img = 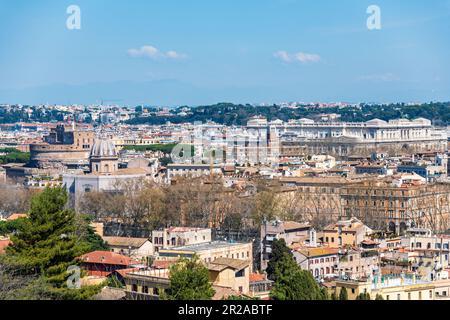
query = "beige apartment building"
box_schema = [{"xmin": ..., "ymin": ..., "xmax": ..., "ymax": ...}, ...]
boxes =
[
  {"xmin": 322, "ymin": 217, "xmax": 373, "ymax": 248},
  {"xmin": 124, "ymin": 257, "xmax": 250, "ymax": 300},
  {"xmin": 341, "ymin": 180, "xmax": 450, "ymax": 234},
  {"xmin": 332, "ymin": 275, "xmax": 436, "ymax": 300},
  {"xmin": 156, "ymin": 241, "xmax": 253, "ymax": 272},
  {"xmin": 151, "ymin": 227, "xmax": 212, "ymax": 253}
]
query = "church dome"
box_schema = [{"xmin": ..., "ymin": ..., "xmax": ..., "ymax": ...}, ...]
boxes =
[{"xmin": 90, "ymin": 139, "xmax": 118, "ymax": 158}]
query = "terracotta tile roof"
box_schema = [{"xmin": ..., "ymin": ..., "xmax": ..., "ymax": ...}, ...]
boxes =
[
  {"xmin": 7, "ymin": 213, "xmax": 27, "ymax": 221},
  {"xmin": 297, "ymin": 247, "xmax": 339, "ymax": 258},
  {"xmin": 361, "ymin": 239, "xmax": 378, "ymax": 246},
  {"xmin": 102, "ymin": 236, "xmax": 149, "ymax": 248},
  {"xmin": 212, "ymin": 285, "xmax": 240, "ymax": 300},
  {"xmin": 207, "ymin": 258, "xmax": 250, "ymax": 272},
  {"xmin": 152, "ymin": 260, "xmax": 177, "ymax": 269},
  {"xmin": 0, "ymin": 239, "xmax": 12, "ymax": 254},
  {"xmin": 282, "ymin": 221, "xmax": 311, "ymax": 231},
  {"xmin": 78, "ymin": 251, "xmax": 140, "ymax": 266},
  {"xmin": 249, "ymin": 273, "xmax": 266, "ymax": 283}
]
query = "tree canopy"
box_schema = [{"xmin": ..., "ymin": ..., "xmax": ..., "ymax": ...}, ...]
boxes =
[
  {"xmin": 0, "ymin": 187, "xmax": 103, "ymax": 300},
  {"xmin": 166, "ymin": 255, "xmax": 215, "ymax": 300},
  {"xmin": 269, "ymin": 239, "xmax": 327, "ymax": 300},
  {"xmin": 339, "ymin": 287, "xmax": 349, "ymax": 300},
  {"xmin": 266, "ymin": 238, "xmax": 292, "ymax": 281}
]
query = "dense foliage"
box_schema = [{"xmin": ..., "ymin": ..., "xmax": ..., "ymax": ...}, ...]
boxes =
[
  {"xmin": 0, "ymin": 106, "xmax": 67, "ymax": 123},
  {"xmin": 339, "ymin": 287, "xmax": 349, "ymax": 300},
  {"xmin": 269, "ymin": 239, "xmax": 327, "ymax": 300},
  {"xmin": 0, "ymin": 187, "xmax": 104, "ymax": 300},
  {"xmin": 127, "ymin": 102, "xmax": 450, "ymax": 126},
  {"xmin": 165, "ymin": 256, "xmax": 215, "ymax": 300},
  {"xmin": 0, "ymin": 148, "xmax": 30, "ymax": 164},
  {"xmin": 266, "ymin": 238, "xmax": 292, "ymax": 281}
]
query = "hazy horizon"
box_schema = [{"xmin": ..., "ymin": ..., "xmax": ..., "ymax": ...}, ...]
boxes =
[{"xmin": 1, "ymin": 0, "xmax": 450, "ymax": 106}]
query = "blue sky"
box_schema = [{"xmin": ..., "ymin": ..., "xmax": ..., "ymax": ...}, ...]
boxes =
[{"xmin": 0, "ymin": 0, "xmax": 449, "ymax": 106}]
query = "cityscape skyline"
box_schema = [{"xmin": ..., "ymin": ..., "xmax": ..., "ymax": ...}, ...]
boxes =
[{"xmin": 1, "ymin": 0, "xmax": 450, "ymax": 106}]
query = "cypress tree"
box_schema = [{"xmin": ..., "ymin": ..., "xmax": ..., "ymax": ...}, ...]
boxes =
[
  {"xmin": 339, "ymin": 287, "xmax": 349, "ymax": 300},
  {"xmin": 270, "ymin": 253, "xmax": 326, "ymax": 300},
  {"xmin": 266, "ymin": 238, "xmax": 293, "ymax": 281}
]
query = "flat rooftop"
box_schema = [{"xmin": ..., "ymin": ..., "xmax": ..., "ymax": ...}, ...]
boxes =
[{"xmin": 160, "ymin": 241, "xmax": 250, "ymax": 253}]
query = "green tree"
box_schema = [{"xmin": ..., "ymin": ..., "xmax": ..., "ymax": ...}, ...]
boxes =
[
  {"xmin": 356, "ymin": 292, "xmax": 371, "ymax": 300},
  {"xmin": 339, "ymin": 287, "xmax": 348, "ymax": 300},
  {"xmin": 0, "ymin": 218, "xmax": 28, "ymax": 236},
  {"xmin": 321, "ymin": 287, "xmax": 330, "ymax": 300},
  {"xmin": 375, "ymin": 294, "xmax": 384, "ymax": 300},
  {"xmin": 266, "ymin": 238, "xmax": 292, "ymax": 281},
  {"xmin": 75, "ymin": 214, "xmax": 108, "ymax": 252},
  {"xmin": 270, "ymin": 253, "xmax": 326, "ymax": 300},
  {"xmin": 166, "ymin": 255, "xmax": 215, "ymax": 300},
  {"xmin": 0, "ymin": 187, "xmax": 102, "ymax": 299}
]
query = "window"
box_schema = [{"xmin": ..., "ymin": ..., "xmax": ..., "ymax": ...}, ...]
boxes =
[
  {"xmin": 131, "ymin": 284, "xmax": 138, "ymax": 292},
  {"xmin": 235, "ymin": 269, "xmax": 245, "ymax": 277},
  {"xmin": 397, "ymin": 294, "xmax": 401, "ymax": 300},
  {"xmin": 386, "ymin": 295, "xmax": 390, "ymax": 300},
  {"xmin": 351, "ymin": 289, "xmax": 355, "ymax": 294},
  {"xmin": 408, "ymin": 293, "xmax": 411, "ymax": 300},
  {"xmin": 429, "ymin": 290, "xmax": 433, "ymax": 299}
]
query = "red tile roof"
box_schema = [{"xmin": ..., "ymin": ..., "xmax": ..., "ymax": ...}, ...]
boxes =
[
  {"xmin": 0, "ymin": 239, "xmax": 12, "ymax": 254},
  {"xmin": 7, "ymin": 214, "xmax": 27, "ymax": 221},
  {"xmin": 249, "ymin": 273, "xmax": 266, "ymax": 283},
  {"xmin": 152, "ymin": 260, "xmax": 177, "ymax": 269},
  {"xmin": 78, "ymin": 251, "xmax": 139, "ymax": 266}
]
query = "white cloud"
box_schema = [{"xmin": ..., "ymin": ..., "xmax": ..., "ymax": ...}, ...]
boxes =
[
  {"xmin": 274, "ymin": 50, "xmax": 321, "ymax": 64},
  {"xmin": 274, "ymin": 51, "xmax": 292, "ymax": 62},
  {"xmin": 128, "ymin": 45, "xmax": 187, "ymax": 60},
  {"xmin": 165, "ymin": 50, "xmax": 187, "ymax": 59},
  {"xmin": 294, "ymin": 52, "xmax": 321, "ymax": 63}
]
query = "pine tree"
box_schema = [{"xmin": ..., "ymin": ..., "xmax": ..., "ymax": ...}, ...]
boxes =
[{"xmin": 1, "ymin": 187, "xmax": 102, "ymax": 299}]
